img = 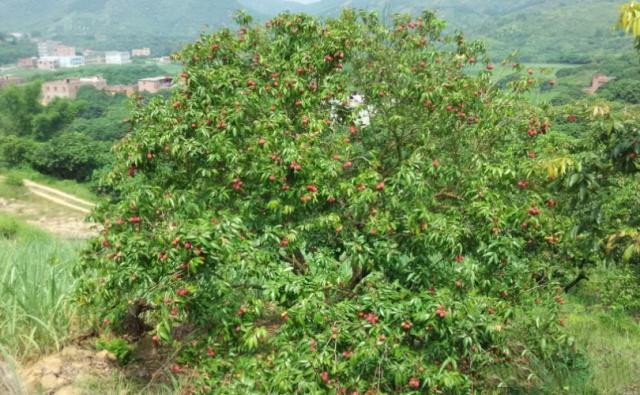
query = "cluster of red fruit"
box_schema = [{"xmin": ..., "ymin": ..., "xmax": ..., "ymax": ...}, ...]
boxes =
[
  {"xmin": 408, "ymin": 377, "xmax": 421, "ymax": 389},
  {"xmin": 445, "ymin": 102, "xmax": 476, "ymax": 124},
  {"xmin": 232, "ymin": 178, "xmax": 244, "ymax": 190},
  {"xmin": 528, "ymin": 206, "xmax": 541, "ymax": 216},
  {"xmin": 517, "ymin": 179, "xmax": 529, "ymax": 190},
  {"xmin": 435, "ymin": 305, "xmax": 448, "ymax": 318},
  {"xmin": 357, "ymin": 311, "xmax": 379, "ymax": 324},
  {"xmin": 527, "ymin": 116, "xmax": 550, "ymax": 137}
]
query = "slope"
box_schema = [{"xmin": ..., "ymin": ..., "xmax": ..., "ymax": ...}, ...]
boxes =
[
  {"xmin": 284, "ymin": 0, "xmax": 631, "ymax": 62},
  {"xmin": 0, "ymin": 0, "xmax": 633, "ymax": 62}
]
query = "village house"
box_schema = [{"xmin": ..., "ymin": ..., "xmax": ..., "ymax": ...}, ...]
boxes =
[
  {"xmin": 57, "ymin": 56, "xmax": 85, "ymax": 68},
  {"xmin": 53, "ymin": 44, "xmax": 76, "ymax": 57},
  {"xmin": 138, "ymin": 76, "xmax": 173, "ymax": 93},
  {"xmin": 37, "ymin": 41, "xmax": 76, "ymax": 57},
  {"xmin": 84, "ymin": 52, "xmax": 106, "ymax": 65},
  {"xmin": 0, "ymin": 76, "xmax": 24, "ymax": 89},
  {"xmin": 105, "ymin": 51, "xmax": 131, "ymax": 65},
  {"xmin": 37, "ymin": 41, "xmax": 55, "ymax": 57},
  {"xmin": 132, "ymin": 48, "xmax": 151, "ymax": 57},
  {"xmin": 17, "ymin": 57, "xmax": 37, "ymax": 68},
  {"xmin": 40, "ymin": 76, "xmax": 107, "ymax": 105},
  {"xmin": 105, "ymin": 84, "xmax": 137, "ymax": 97},
  {"xmin": 37, "ymin": 57, "xmax": 60, "ymax": 70}
]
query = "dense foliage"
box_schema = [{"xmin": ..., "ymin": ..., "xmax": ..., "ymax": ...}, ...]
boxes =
[
  {"xmin": 0, "ymin": 0, "xmax": 631, "ymax": 63},
  {"xmin": 619, "ymin": 1, "xmax": 640, "ymax": 48},
  {"xmin": 0, "ymin": 34, "xmax": 36, "ymax": 65},
  {"xmin": 0, "ymin": 83, "xmax": 127, "ymax": 181},
  {"xmin": 74, "ymin": 11, "xmax": 604, "ymax": 393}
]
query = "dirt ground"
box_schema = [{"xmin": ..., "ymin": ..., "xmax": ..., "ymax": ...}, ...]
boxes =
[
  {"xmin": 1, "ymin": 347, "xmax": 118, "ymax": 395},
  {"xmin": 0, "ymin": 196, "xmax": 96, "ymax": 239}
]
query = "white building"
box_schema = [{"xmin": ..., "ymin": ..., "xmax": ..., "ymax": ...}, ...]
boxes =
[
  {"xmin": 57, "ymin": 56, "xmax": 85, "ymax": 68},
  {"xmin": 105, "ymin": 51, "xmax": 131, "ymax": 65},
  {"xmin": 37, "ymin": 41, "xmax": 56, "ymax": 57},
  {"xmin": 132, "ymin": 48, "xmax": 151, "ymax": 57}
]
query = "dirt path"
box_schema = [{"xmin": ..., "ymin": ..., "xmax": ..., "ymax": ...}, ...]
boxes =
[
  {"xmin": 0, "ymin": 177, "xmax": 98, "ymax": 239},
  {"xmin": 22, "ymin": 180, "xmax": 95, "ymax": 214}
]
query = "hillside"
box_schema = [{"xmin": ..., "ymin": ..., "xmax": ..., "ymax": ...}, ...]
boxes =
[
  {"xmin": 0, "ymin": 0, "xmax": 633, "ymax": 62},
  {"xmin": 253, "ymin": 0, "xmax": 631, "ymax": 62},
  {"xmin": 0, "ymin": 0, "xmax": 245, "ymax": 39}
]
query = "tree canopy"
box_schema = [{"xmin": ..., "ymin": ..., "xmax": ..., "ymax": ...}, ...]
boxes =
[{"xmin": 71, "ymin": 10, "xmax": 607, "ymax": 393}]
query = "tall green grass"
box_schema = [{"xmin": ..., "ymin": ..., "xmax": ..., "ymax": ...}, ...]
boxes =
[
  {"xmin": 0, "ymin": 214, "xmax": 185, "ymax": 394},
  {"xmin": 0, "ymin": 214, "xmax": 82, "ymax": 361}
]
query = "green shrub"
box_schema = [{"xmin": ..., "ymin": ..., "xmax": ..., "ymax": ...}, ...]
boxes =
[
  {"xmin": 0, "ymin": 134, "xmax": 38, "ymax": 167},
  {"xmin": 3, "ymin": 173, "xmax": 23, "ymax": 187},
  {"xmin": 75, "ymin": 11, "xmax": 581, "ymax": 393},
  {"xmin": 0, "ymin": 215, "xmax": 20, "ymax": 239},
  {"xmin": 96, "ymin": 338, "xmax": 133, "ymax": 366},
  {"xmin": 31, "ymin": 131, "xmax": 106, "ymax": 181},
  {"xmin": 597, "ymin": 266, "xmax": 640, "ymax": 313}
]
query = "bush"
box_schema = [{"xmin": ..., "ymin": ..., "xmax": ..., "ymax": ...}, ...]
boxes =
[
  {"xmin": 3, "ymin": 173, "xmax": 23, "ymax": 188},
  {"xmin": 600, "ymin": 79, "xmax": 640, "ymax": 104},
  {"xmin": 0, "ymin": 134, "xmax": 38, "ymax": 167},
  {"xmin": 31, "ymin": 131, "xmax": 106, "ymax": 181},
  {"xmin": 96, "ymin": 338, "xmax": 133, "ymax": 365},
  {"xmin": 598, "ymin": 266, "xmax": 640, "ymax": 313},
  {"xmin": 76, "ymin": 11, "xmax": 580, "ymax": 393},
  {"xmin": 0, "ymin": 215, "xmax": 20, "ymax": 239}
]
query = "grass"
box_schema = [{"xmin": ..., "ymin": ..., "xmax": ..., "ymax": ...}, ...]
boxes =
[
  {"xmin": 557, "ymin": 269, "xmax": 640, "ymax": 395},
  {"xmin": 0, "ymin": 175, "xmax": 29, "ymax": 200},
  {"xmin": 0, "ymin": 213, "xmax": 184, "ymax": 394},
  {"xmin": 563, "ymin": 306, "xmax": 640, "ymax": 394},
  {"xmin": 0, "ymin": 213, "xmax": 81, "ymax": 361},
  {"xmin": 75, "ymin": 373, "xmax": 186, "ymax": 395}
]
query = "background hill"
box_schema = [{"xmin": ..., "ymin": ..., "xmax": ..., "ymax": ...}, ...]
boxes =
[
  {"xmin": 246, "ymin": 0, "xmax": 630, "ymax": 63},
  {"xmin": 0, "ymin": 0, "xmax": 245, "ymax": 54},
  {"xmin": 0, "ymin": 0, "xmax": 633, "ymax": 62}
]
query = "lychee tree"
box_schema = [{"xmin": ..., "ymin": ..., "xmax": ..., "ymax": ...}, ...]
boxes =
[{"xmin": 76, "ymin": 10, "xmax": 581, "ymax": 393}]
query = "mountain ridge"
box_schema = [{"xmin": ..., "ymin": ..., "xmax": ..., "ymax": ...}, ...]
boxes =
[{"xmin": 0, "ymin": 0, "xmax": 631, "ymax": 62}]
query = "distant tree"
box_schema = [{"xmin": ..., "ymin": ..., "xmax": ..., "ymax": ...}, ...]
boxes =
[
  {"xmin": 31, "ymin": 98, "xmax": 85, "ymax": 141},
  {"xmin": 600, "ymin": 79, "xmax": 640, "ymax": 103},
  {"xmin": 0, "ymin": 82, "xmax": 42, "ymax": 136},
  {"xmin": 0, "ymin": 37, "xmax": 37, "ymax": 64},
  {"xmin": 0, "ymin": 134, "xmax": 38, "ymax": 167},
  {"xmin": 31, "ymin": 131, "xmax": 105, "ymax": 181},
  {"xmin": 76, "ymin": 86, "xmax": 126, "ymax": 118}
]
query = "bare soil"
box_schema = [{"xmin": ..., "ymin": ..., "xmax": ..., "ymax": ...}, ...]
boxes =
[
  {"xmin": 13, "ymin": 347, "xmax": 118, "ymax": 395},
  {"xmin": 0, "ymin": 178, "xmax": 97, "ymax": 239}
]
